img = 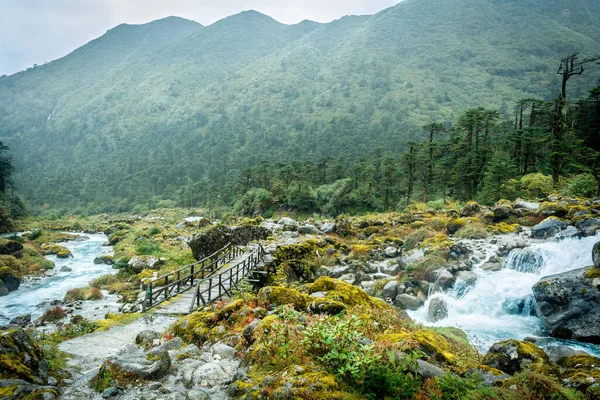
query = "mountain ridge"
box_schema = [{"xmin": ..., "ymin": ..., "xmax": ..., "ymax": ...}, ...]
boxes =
[{"xmin": 1, "ymin": 0, "xmax": 600, "ymax": 212}]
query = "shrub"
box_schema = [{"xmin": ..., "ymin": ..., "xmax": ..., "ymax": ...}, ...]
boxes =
[
  {"xmin": 427, "ymin": 199, "xmax": 447, "ymax": 210},
  {"xmin": 562, "ymin": 173, "xmax": 597, "ymax": 198},
  {"xmin": 90, "ymin": 274, "xmax": 119, "ymax": 289},
  {"xmin": 41, "ymin": 306, "xmax": 67, "ymax": 322},
  {"xmin": 148, "ymin": 226, "xmax": 161, "ymax": 236},
  {"xmin": 234, "ymin": 188, "xmax": 274, "ymax": 216},
  {"xmin": 64, "ymin": 287, "xmax": 104, "ymax": 302},
  {"xmin": 520, "ymin": 173, "xmax": 554, "ymax": 198},
  {"xmin": 134, "ymin": 238, "xmax": 160, "ymax": 255},
  {"xmin": 404, "ymin": 228, "xmax": 436, "ymax": 250},
  {"xmin": 454, "ymin": 222, "xmax": 488, "ymax": 239}
]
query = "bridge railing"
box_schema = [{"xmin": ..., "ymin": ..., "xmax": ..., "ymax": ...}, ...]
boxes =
[
  {"xmin": 142, "ymin": 243, "xmax": 243, "ymax": 311},
  {"xmin": 189, "ymin": 244, "xmax": 265, "ymax": 312}
]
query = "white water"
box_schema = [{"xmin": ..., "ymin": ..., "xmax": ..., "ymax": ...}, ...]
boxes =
[
  {"xmin": 408, "ymin": 233, "xmax": 600, "ymax": 356},
  {"xmin": 0, "ymin": 233, "xmax": 114, "ymax": 322}
]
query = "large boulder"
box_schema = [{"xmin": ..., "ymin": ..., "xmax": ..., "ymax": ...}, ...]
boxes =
[
  {"xmin": 0, "ymin": 269, "xmax": 21, "ymax": 292},
  {"xmin": 594, "ymin": 242, "xmax": 600, "ymax": 268},
  {"xmin": 187, "ymin": 224, "xmax": 270, "ymax": 260},
  {"xmin": 532, "ymin": 263, "xmax": 600, "ymax": 343},
  {"xmin": 531, "ymin": 217, "xmax": 565, "ymax": 239},
  {"xmin": 428, "ymin": 297, "xmax": 449, "ymax": 322},
  {"xmin": 0, "ymin": 328, "xmax": 49, "ymax": 384},
  {"xmin": 0, "ymin": 240, "xmax": 23, "ymax": 255},
  {"xmin": 514, "ymin": 200, "xmax": 540, "ymax": 211},
  {"xmin": 575, "ymin": 218, "xmax": 600, "ymax": 237},
  {"xmin": 493, "ymin": 201, "xmax": 513, "ymax": 221},
  {"xmin": 94, "ymin": 347, "xmax": 171, "ymax": 388},
  {"xmin": 482, "ymin": 340, "xmax": 553, "ymax": 375},
  {"xmin": 128, "ymin": 256, "xmax": 165, "ymax": 273}
]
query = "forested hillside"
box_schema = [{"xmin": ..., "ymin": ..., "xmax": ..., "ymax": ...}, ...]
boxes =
[{"xmin": 1, "ymin": 0, "xmax": 600, "ymax": 214}]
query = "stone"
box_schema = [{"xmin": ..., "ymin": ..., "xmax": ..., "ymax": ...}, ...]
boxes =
[
  {"xmin": 514, "ymin": 200, "xmax": 540, "ymax": 211},
  {"xmin": 455, "ymin": 271, "xmax": 478, "ymax": 286},
  {"xmin": 211, "ymin": 343, "xmax": 236, "ymax": 360},
  {"xmin": 431, "ymin": 269, "xmax": 455, "ymax": 293},
  {"xmin": 395, "ymin": 353, "xmax": 447, "ymax": 379},
  {"xmin": 0, "ymin": 271, "xmax": 20, "ymax": 292},
  {"xmin": 298, "ymin": 224, "xmax": 319, "ymax": 234},
  {"xmin": 394, "ymin": 294, "xmax": 423, "ymax": 310},
  {"xmin": 60, "ymin": 266, "xmax": 72, "ymax": 272},
  {"xmin": 533, "ymin": 266, "xmax": 600, "ymax": 343},
  {"xmin": 461, "ymin": 202, "xmax": 481, "ymax": 217},
  {"xmin": 278, "ymin": 217, "xmax": 298, "ymax": 231},
  {"xmin": 191, "ymin": 360, "xmax": 240, "ymax": 387},
  {"xmin": 243, "ymin": 320, "xmax": 260, "ymax": 344},
  {"xmin": 0, "ymin": 280, "xmax": 8, "ymax": 296},
  {"xmin": 575, "ymin": 218, "xmax": 600, "ymax": 237},
  {"xmin": 128, "ymin": 256, "xmax": 166, "ymax": 273},
  {"xmin": 385, "ymin": 247, "xmax": 398, "ymax": 258},
  {"xmin": 320, "ymin": 222, "xmax": 336, "ymax": 234},
  {"xmin": 556, "ymin": 226, "xmax": 582, "ymax": 240},
  {"xmin": 468, "ymin": 367, "xmax": 511, "ymax": 386},
  {"xmin": 330, "ymin": 265, "xmax": 351, "ymax": 278},
  {"xmin": 187, "ymin": 224, "xmax": 270, "ymax": 260},
  {"xmin": 94, "ymin": 255, "xmax": 114, "ymax": 265},
  {"xmin": 482, "ymin": 340, "xmax": 551, "ymax": 375},
  {"xmin": 382, "ymin": 280, "xmax": 399, "ymax": 299},
  {"xmin": 532, "ymin": 217, "xmax": 566, "ymax": 239},
  {"xmin": 135, "ymin": 330, "xmax": 162, "ymax": 347},
  {"xmin": 9, "ymin": 314, "xmax": 31, "ymax": 327},
  {"xmin": 97, "ymin": 348, "xmax": 171, "ymax": 382},
  {"xmin": 0, "ymin": 328, "xmax": 49, "ymax": 384},
  {"xmin": 0, "ymin": 240, "xmax": 23, "ymax": 255},
  {"xmin": 102, "ymin": 387, "xmax": 123, "ymax": 398},
  {"xmin": 187, "ymin": 389, "xmax": 210, "ymax": 400},
  {"xmin": 480, "ymin": 262, "xmax": 502, "ymax": 272},
  {"xmin": 428, "ymin": 297, "xmax": 449, "ymax": 322},
  {"xmin": 493, "ymin": 202, "xmax": 513, "ymax": 220},
  {"xmin": 594, "ymin": 242, "xmax": 600, "ymax": 268},
  {"xmin": 381, "ymin": 261, "xmax": 404, "ymax": 275},
  {"xmin": 543, "ymin": 345, "xmax": 589, "ymax": 363},
  {"xmin": 158, "ymin": 337, "xmax": 183, "ymax": 351}
]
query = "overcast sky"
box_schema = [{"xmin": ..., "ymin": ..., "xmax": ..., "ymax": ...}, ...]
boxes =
[{"xmin": 0, "ymin": 0, "xmax": 401, "ymax": 76}]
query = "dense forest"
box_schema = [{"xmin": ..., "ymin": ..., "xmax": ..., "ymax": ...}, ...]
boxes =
[{"xmin": 1, "ymin": 0, "xmax": 600, "ymax": 215}]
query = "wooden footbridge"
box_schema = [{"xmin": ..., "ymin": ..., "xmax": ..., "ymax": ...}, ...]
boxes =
[{"xmin": 141, "ymin": 243, "xmax": 267, "ymax": 314}]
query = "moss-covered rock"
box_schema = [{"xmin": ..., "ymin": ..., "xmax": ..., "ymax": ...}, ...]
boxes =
[
  {"xmin": 482, "ymin": 340, "xmax": 555, "ymax": 376},
  {"xmin": 445, "ymin": 218, "xmax": 466, "ymax": 235},
  {"xmin": 538, "ymin": 202, "xmax": 568, "ymax": 218},
  {"xmin": 257, "ymin": 286, "xmax": 310, "ymax": 310},
  {"xmin": 0, "ymin": 328, "xmax": 48, "ymax": 385},
  {"xmin": 187, "ymin": 224, "xmax": 270, "ymax": 260},
  {"xmin": 308, "ymin": 277, "xmax": 392, "ymax": 311},
  {"xmin": 461, "ymin": 202, "xmax": 481, "ymax": 217}
]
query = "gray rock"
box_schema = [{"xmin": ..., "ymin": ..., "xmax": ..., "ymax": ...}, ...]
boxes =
[
  {"xmin": 555, "ymin": 226, "xmax": 582, "ymax": 240},
  {"xmin": 385, "ymin": 247, "xmax": 399, "ymax": 258},
  {"xmin": 99, "ymin": 348, "xmax": 171, "ymax": 381},
  {"xmin": 0, "ymin": 272, "xmax": 20, "ymax": 292},
  {"xmin": 159, "ymin": 337, "xmax": 183, "ymax": 351},
  {"xmin": 455, "ymin": 271, "xmax": 478, "ymax": 286},
  {"xmin": 532, "ymin": 217, "xmax": 565, "ymax": 239},
  {"xmin": 320, "ymin": 222, "xmax": 336, "ymax": 234},
  {"xmin": 482, "ymin": 340, "xmax": 549, "ymax": 375},
  {"xmin": 338, "ymin": 273, "xmax": 356, "ymax": 285},
  {"xmin": 514, "ymin": 200, "xmax": 540, "ymax": 211},
  {"xmin": 128, "ymin": 256, "xmax": 166, "ymax": 273},
  {"xmin": 533, "ymin": 265, "xmax": 600, "ymax": 343},
  {"xmin": 432, "ymin": 269, "xmax": 455, "ymax": 292},
  {"xmin": 480, "ymin": 262, "xmax": 503, "ymax": 272},
  {"xmin": 381, "ymin": 261, "xmax": 404, "ymax": 275},
  {"xmin": 382, "ymin": 280, "xmax": 399, "ymax": 298},
  {"xmin": 594, "ymin": 242, "xmax": 600, "ymax": 268},
  {"xmin": 330, "ymin": 265, "xmax": 351, "ymax": 278},
  {"xmin": 60, "ymin": 266, "xmax": 72, "ymax": 272},
  {"xmin": 298, "ymin": 224, "xmax": 319, "ymax": 234},
  {"xmin": 0, "ymin": 240, "xmax": 24, "ymax": 255},
  {"xmin": 135, "ymin": 330, "xmax": 161, "ymax": 347},
  {"xmin": 9, "ymin": 314, "xmax": 31, "ymax": 327},
  {"xmin": 102, "ymin": 387, "xmax": 123, "ymax": 398},
  {"xmin": 575, "ymin": 218, "xmax": 600, "ymax": 237},
  {"xmin": 544, "ymin": 345, "xmax": 590, "ymax": 363},
  {"xmin": 191, "ymin": 360, "xmax": 240, "ymax": 387},
  {"xmin": 428, "ymin": 298, "xmax": 449, "ymax": 322},
  {"xmin": 212, "ymin": 343, "xmax": 236, "ymax": 360},
  {"xmin": 243, "ymin": 320, "xmax": 260, "ymax": 344},
  {"xmin": 278, "ymin": 217, "xmax": 298, "ymax": 231},
  {"xmin": 468, "ymin": 367, "xmax": 511, "ymax": 386},
  {"xmin": 188, "ymin": 389, "xmax": 210, "ymax": 400},
  {"xmin": 493, "ymin": 203, "xmax": 513, "ymax": 220},
  {"xmin": 0, "ymin": 280, "xmax": 8, "ymax": 296},
  {"xmin": 394, "ymin": 294, "xmax": 423, "ymax": 310}
]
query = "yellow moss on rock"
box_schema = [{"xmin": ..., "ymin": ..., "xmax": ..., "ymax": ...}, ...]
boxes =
[
  {"xmin": 257, "ymin": 286, "xmax": 310, "ymax": 310},
  {"xmin": 308, "ymin": 277, "xmax": 392, "ymax": 311},
  {"xmin": 380, "ymin": 330, "xmax": 456, "ymax": 364},
  {"xmin": 482, "ymin": 340, "xmax": 555, "ymax": 376},
  {"xmin": 488, "ymin": 222, "xmax": 520, "ymax": 234},
  {"xmin": 445, "ymin": 218, "xmax": 466, "ymax": 234}
]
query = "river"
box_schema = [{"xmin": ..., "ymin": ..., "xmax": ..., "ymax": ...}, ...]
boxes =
[
  {"xmin": 408, "ymin": 232, "xmax": 600, "ymax": 357},
  {"xmin": 0, "ymin": 233, "xmax": 114, "ymax": 323}
]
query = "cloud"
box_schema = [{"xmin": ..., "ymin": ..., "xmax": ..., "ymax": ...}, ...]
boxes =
[{"xmin": 0, "ymin": 0, "xmax": 400, "ymax": 76}]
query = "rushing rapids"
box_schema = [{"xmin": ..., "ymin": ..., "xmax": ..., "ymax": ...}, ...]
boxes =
[
  {"xmin": 409, "ymin": 232, "xmax": 600, "ymax": 356},
  {"xmin": 0, "ymin": 233, "xmax": 113, "ymax": 322}
]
